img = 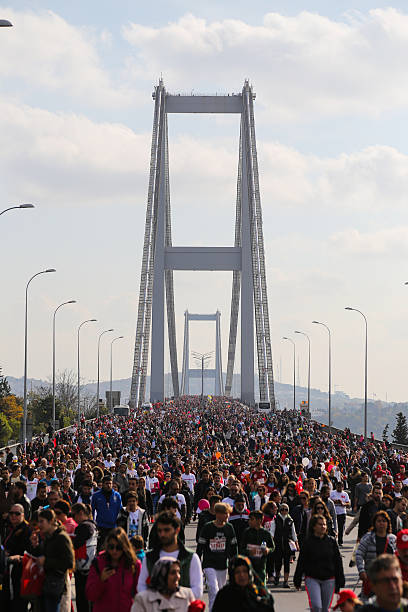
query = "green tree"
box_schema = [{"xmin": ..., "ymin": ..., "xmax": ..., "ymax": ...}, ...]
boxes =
[
  {"xmin": 0, "ymin": 412, "xmax": 12, "ymax": 446},
  {"xmin": 392, "ymin": 412, "xmax": 408, "ymax": 445},
  {"xmin": 382, "ymin": 424, "xmax": 389, "ymax": 442},
  {"xmin": 0, "ymin": 368, "xmax": 11, "ymax": 399}
]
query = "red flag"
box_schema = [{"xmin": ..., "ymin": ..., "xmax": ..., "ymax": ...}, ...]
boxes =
[{"xmin": 296, "ymin": 476, "xmax": 303, "ymax": 494}]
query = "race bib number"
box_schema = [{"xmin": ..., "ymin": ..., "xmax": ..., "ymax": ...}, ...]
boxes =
[
  {"xmin": 247, "ymin": 543, "xmax": 262, "ymax": 558},
  {"xmin": 209, "ymin": 537, "xmax": 226, "ymax": 552}
]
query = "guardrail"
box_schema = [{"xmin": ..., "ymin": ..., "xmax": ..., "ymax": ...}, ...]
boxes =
[{"xmin": 0, "ymin": 418, "xmax": 98, "ymax": 456}]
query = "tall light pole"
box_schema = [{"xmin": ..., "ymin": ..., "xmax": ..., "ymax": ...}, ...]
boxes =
[
  {"xmin": 295, "ymin": 330, "xmax": 311, "ymax": 419},
  {"xmin": 282, "ymin": 337, "xmax": 296, "ymax": 411},
  {"xmin": 312, "ymin": 320, "xmax": 332, "ymax": 430},
  {"xmin": 345, "ymin": 307, "xmax": 368, "ymax": 440},
  {"xmin": 23, "ymin": 268, "xmax": 56, "ymax": 445},
  {"xmin": 1, "ymin": 203, "xmax": 35, "ymax": 216},
  {"xmin": 110, "ymin": 336, "xmax": 124, "ymax": 412},
  {"xmin": 52, "ymin": 300, "xmax": 76, "ymax": 432},
  {"xmin": 77, "ymin": 319, "xmax": 97, "ymax": 427},
  {"xmin": 97, "ymin": 329, "xmax": 114, "ymax": 418},
  {"xmin": 192, "ymin": 351, "xmax": 213, "ymax": 402}
]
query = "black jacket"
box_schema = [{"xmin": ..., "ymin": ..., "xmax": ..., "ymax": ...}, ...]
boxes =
[
  {"xmin": 293, "ymin": 534, "xmax": 345, "ymax": 590},
  {"xmin": 213, "ymin": 583, "xmax": 275, "ymax": 612},
  {"xmin": 358, "ymin": 500, "xmax": 386, "ymax": 538}
]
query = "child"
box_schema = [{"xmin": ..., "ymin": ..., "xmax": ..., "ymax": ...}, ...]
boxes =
[{"xmin": 130, "ymin": 535, "xmax": 145, "ymax": 563}]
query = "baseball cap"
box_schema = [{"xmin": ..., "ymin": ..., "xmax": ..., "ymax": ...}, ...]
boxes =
[
  {"xmin": 333, "ymin": 589, "xmax": 358, "ymax": 609},
  {"xmin": 397, "ymin": 529, "xmax": 408, "ymax": 549}
]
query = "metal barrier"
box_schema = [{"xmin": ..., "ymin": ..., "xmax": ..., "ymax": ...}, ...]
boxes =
[{"xmin": 0, "ymin": 418, "xmax": 98, "ymax": 456}]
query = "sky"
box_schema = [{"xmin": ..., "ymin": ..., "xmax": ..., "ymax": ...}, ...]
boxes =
[{"xmin": 1, "ymin": 1, "xmax": 408, "ymax": 403}]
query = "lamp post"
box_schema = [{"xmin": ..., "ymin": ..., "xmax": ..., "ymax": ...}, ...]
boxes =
[
  {"xmin": 312, "ymin": 320, "xmax": 332, "ymax": 430},
  {"xmin": 110, "ymin": 336, "xmax": 124, "ymax": 412},
  {"xmin": 23, "ymin": 268, "xmax": 56, "ymax": 445},
  {"xmin": 192, "ymin": 351, "xmax": 213, "ymax": 402},
  {"xmin": 345, "ymin": 307, "xmax": 368, "ymax": 440},
  {"xmin": 295, "ymin": 330, "xmax": 311, "ymax": 419},
  {"xmin": 1, "ymin": 203, "xmax": 35, "ymax": 216},
  {"xmin": 282, "ymin": 337, "xmax": 296, "ymax": 411},
  {"xmin": 97, "ymin": 329, "xmax": 114, "ymax": 418},
  {"xmin": 77, "ymin": 319, "xmax": 97, "ymax": 427},
  {"xmin": 52, "ymin": 300, "xmax": 76, "ymax": 432}
]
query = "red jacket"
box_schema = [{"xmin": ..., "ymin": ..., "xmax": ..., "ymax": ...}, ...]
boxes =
[{"xmin": 86, "ymin": 551, "xmax": 141, "ymax": 612}]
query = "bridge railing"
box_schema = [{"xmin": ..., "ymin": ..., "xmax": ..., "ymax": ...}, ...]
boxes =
[{"xmin": 0, "ymin": 418, "xmax": 98, "ymax": 456}]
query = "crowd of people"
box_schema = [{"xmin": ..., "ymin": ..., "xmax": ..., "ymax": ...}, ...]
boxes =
[{"xmin": 1, "ymin": 396, "xmax": 408, "ymax": 611}]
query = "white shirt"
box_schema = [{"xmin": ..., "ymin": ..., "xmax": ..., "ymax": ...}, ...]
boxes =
[
  {"xmin": 158, "ymin": 493, "xmax": 186, "ymax": 519},
  {"xmin": 181, "ymin": 473, "xmax": 196, "ymax": 493},
  {"xmin": 26, "ymin": 479, "xmax": 38, "ymax": 501},
  {"xmin": 330, "ymin": 490, "xmax": 350, "ymax": 515},
  {"xmin": 138, "ymin": 550, "xmax": 203, "ymax": 599},
  {"xmin": 146, "ymin": 476, "xmax": 160, "ymax": 493}
]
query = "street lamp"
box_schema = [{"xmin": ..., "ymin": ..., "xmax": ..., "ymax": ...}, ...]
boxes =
[
  {"xmin": 52, "ymin": 300, "xmax": 76, "ymax": 432},
  {"xmin": 0, "ymin": 20, "xmax": 12, "ymax": 27},
  {"xmin": 312, "ymin": 320, "xmax": 332, "ymax": 430},
  {"xmin": 295, "ymin": 330, "xmax": 311, "ymax": 419},
  {"xmin": 23, "ymin": 268, "xmax": 56, "ymax": 445},
  {"xmin": 110, "ymin": 336, "xmax": 124, "ymax": 412},
  {"xmin": 1, "ymin": 203, "xmax": 35, "ymax": 216},
  {"xmin": 192, "ymin": 351, "xmax": 214, "ymax": 401},
  {"xmin": 97, "ymin": 329, "xmax": 114, "ymax": 418},
  {"xmin": 77, "ymin": 319, "xmax": 97, "ymax": 427},
  {"xmin": 282, "ymin": 337, "xmax": 296, "ymax": 411},
  {"xmin": 345, "ymin": 307, "xmax": 368, "ymax": 440}
]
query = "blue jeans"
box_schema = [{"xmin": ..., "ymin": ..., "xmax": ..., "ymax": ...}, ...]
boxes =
[
  {"xmin": 41, "ymin": 594, "xmax": 61, "ymax": 612},
  {"xmin": 304, "ymin": 577, "xmax": 335, "ymax": 612}
]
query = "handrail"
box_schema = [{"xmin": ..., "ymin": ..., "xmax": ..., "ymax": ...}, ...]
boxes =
[{"xmin": 0, "ymin": 417, "xmax": 98, "ymax": 455}]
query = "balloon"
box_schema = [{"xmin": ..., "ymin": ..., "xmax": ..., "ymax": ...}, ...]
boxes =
[{"xmin": 302, "ymin": 457, "xmax": 309, "ymax": 467}]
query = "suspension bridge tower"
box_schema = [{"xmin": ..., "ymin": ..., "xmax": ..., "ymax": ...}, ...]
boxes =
[{"xmin": 130, "ymin": 80, "xmax": 275, "ymax": 409}]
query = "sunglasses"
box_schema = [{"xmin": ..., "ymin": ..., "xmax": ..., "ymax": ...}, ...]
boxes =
[
  {"xmin": 107, "ymin": 543, "xmax": 122, "ymax": 552},
  {"xmin": 9, "ymin": 511, "xmax": 22, "ymax": 516}
]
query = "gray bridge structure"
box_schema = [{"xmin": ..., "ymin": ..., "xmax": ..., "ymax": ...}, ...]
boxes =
[
  {"xmin": 130, "ymin": 80, "xmax": 275, "ymax": 409},
  {"xmin": 180, "ymin": 310, "xmax": 224, "ymax": 396}
]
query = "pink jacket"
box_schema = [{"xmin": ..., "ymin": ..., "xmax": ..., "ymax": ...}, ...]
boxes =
[{"xmin": 86, "ymin": 551, "xmax": 141, "ymax": 612}]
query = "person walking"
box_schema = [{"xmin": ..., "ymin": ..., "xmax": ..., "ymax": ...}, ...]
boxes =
[
  {"xmin": 30, "ymin": 508, "xmax": 75, "ymax": 612},
  {"xmin": 85, "ymin": 526, "xmax": 141, "ymax": 612},
  {"xmin": 359, "ymin": 554, "xmax": 408, "ymax": 611},
  {"xmin": 138, "ymin": 511, "xmax": 203, "ymax": 599},
  {"xmin": 294, "ymin": 514, "xmax": 345, "ymax": 611},
  {"xmin": 356, "ymin": 510, "xmax": 396, "ymax": 599},
  {"xmin": 330, "ymin": 481, "xmax": 350, "ymax": 547},
  {"xmin": 91, "ymin": 475, "xmax": 122, "ymax": 550},
  {"xmin": 1, "ymin": 503, "xmax": 31, "ymax": 612},
  {"xmin": 212, "ymin": 556, "xmax": 275, "ymax": 612},
  {"xmin": 240, "ymin": 510, "xmax": 274, "ymax": 584},
  {"xmin": 131, "ymin": 557, "xmax": 196, "ymax": 612},
  {"xmin": 197, "ymin": 502, "xmax": 238, "ymax": 610},
  {"xmin": 71, "ymin": 502, "xmax": 98, "ymax": 612},
  {"xmin": 270, "ymin": 503, "xmax": 298, "ymax": 588}
]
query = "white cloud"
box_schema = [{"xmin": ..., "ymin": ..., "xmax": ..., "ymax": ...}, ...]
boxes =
[
  {"xmin": 0, "ymin": 8, "xmax": 135, "ymax": 108},
  {"xmin": 330, "ymin": 226, "xmax": 408, "ymax": 256},
  {"xmin": 123, "ymin": 9, "xmax": 408, "ymax": 120},
  {"xmin": 2, "ymin": 95, "xmax": 408, "ymax": 216}
]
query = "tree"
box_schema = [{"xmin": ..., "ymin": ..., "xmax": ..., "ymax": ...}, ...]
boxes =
[
  {"xmin": 382, "ymin": 424, "xmax": 389, "ymax": 442},
  {"xmin": 56, "ymin": 369, "xmax": 77, "ymax": 412},
  {"xmin": 0, "ymin": 412, "xmax": 12, "ymax": 446},
  {"xmin": 392, "ymin": 412, "xmax": 408, "ymax": 445},
  {"xmin": 0, "ymin": 368, "xmax": 11, "ymax": 399}
]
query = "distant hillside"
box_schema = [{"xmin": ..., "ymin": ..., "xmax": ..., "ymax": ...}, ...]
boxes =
[{"xmin": 6, "ymin": 374, "xmax": 404, "ymax": 439}]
